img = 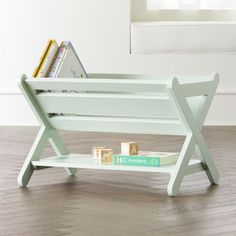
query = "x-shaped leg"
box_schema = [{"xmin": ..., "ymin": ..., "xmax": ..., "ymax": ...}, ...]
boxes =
[
  {"xmin": 167, "ymin": 76, "xmax": 219, "ymax": 196},
  {"xmin": 168, "ymin": 133, "xmax": 196, "ymax": 196},
  {"xmin": 18, "ymin": 127, "xmax": 77, "ymax": 187}
]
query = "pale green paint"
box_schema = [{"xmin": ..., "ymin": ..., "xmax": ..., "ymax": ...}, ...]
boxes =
[
  {"xmin": 18, "ymin": 73, "xmax": 219, "ymax": 196},
  {"xmin": 37, "ymin": 93, "xmax": 177, "ymax": 119}
]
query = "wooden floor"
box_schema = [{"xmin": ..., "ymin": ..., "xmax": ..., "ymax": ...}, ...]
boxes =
[{"xmin": 0, "ymin": 127, "xmax": 236, "ymax": 236}]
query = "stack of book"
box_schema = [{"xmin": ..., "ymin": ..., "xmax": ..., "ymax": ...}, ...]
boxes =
[
  {"xmin": 33, "ymin": 39, "xmax": 87, "ymax": 79},
  {"xmin": 112, "ymin": 151, "xmax": 179, "ymax": 167},
  {"xmin": 111, "ymin": 142, "xmax": 179, "ymax": 167}
]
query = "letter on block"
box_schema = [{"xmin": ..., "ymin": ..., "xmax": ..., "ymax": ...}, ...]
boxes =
[
  {"xmin": 92, "ymin": 147, "xmax": 106, "ymax": 160},
  {"xmin": 99, "ymin": 149, "xmax": 113, "ymax": 164},
  {"xmin": 121, "ymin": 142, "xmax": 139, "ymax": 155}
]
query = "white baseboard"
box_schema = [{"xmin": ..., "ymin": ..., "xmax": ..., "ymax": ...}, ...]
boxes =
[{"xmin": 0, "ymin": 94, "xmax": 235, "ymax": 126}]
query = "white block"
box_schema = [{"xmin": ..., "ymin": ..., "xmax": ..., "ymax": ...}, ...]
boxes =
[{"xmin": 121, "ymin": 142, "xmax": 139, "ymax": 155}]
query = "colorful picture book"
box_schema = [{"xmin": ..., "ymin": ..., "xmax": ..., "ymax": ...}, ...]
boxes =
[
  {"xmin": 112, "ymin": 151, "xmax": 179, "ymax": 166},
  {"xmin": 32, "ymin": 39, "xmax": 87, "ymax": 116},
  {"xmin": 48, "ymin": 41, "xmax": 87, "ymax": 78},
  {"xmin": 33, "ymin": 39, "xmax": 87, "ymax": 79}
]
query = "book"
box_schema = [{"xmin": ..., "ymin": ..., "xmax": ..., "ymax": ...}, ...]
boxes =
[
  {"xmin": 33, "ymin": 39, "xmax": 59, "ymax": 78},
  {"xmin": 48, "ymin": 41, "xmax": 87, "ymax": 79},
  {"xmin": 47, "ymin": 41, "xmax": 68, "ymax": 78},
  {"xmin": 112, "ymin": 151, "xmax": 179, "ymax": 166}
]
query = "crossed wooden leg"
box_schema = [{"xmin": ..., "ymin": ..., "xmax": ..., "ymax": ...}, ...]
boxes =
[
  {"xmin": 167, "ymin": 134, "xmax": 196, "ymax": 196},
  {"xmin": 17, "ymin": 127, "xmax": 77, "ymax": 187},
  {"xmin": 48, "ymin": 130, "xmax": 77, "ymax": 176},
  {"xmin": 167, "ymin": 133, "xmax": 219, "ymax": 196},
  {"xmin": 167, "ymin": 76, "xmax": 219, "ymax": 196}
]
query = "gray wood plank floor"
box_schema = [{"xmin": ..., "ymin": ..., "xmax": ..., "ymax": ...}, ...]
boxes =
[{"xmin": 0, "ymin": 127, "xmax": 235, "ymax": 236}]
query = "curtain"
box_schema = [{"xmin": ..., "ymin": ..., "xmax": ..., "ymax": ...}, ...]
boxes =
[{"xmin": 147, "ymin": 0, "xmax": 236, "ymax": 10}]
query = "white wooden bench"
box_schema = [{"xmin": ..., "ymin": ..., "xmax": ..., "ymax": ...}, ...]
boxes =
[{"xmin": 17, "ymin": 73, "xmax": 220, "ymax": 196}]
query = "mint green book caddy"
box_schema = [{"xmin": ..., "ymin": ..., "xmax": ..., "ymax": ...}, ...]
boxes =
[{"xmin": 17, "ymin": 73, "xmax": 220, "ymax": 196}]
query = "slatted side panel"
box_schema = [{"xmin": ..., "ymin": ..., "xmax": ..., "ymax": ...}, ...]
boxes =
[
  {"xmin": 88, "ymin": 74, "xmax": 214, "ymax": 83},
  {"xmin": 87, "ymin": 74, "xmax": 216, "ymax": 86},
  {"xmin": 87, "ymin": 73, "xmax": 171, "ymax": 80},
  {"xmin": 26, "ymin": 78, "xmax": 186, "ymax": 135}
]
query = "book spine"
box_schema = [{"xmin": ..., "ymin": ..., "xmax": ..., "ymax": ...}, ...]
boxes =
[
  {"xmin": 48, "ymin": 42, "xmax": 68, "ymax": 78},
  {"xmin": 37, "ymin": 41, "xmax": 58, "ymax": 78},
  {"xmin": 112, "ymin": 156, "xmax": 160, "ymax": 166},
  {"xmin": 33, "ymin": 39, "xmax": 52, "ymax": 77}
]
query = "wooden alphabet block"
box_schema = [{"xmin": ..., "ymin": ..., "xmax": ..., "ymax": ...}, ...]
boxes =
[
  {"xmin": 92, "ymin": 147, "xmax": 106, "ymax": 160},
  {"xmin": 92, "ymin": 147, "xmax": 113, "ymax": 163},
  {"xmin": 99, "ymin": 149, "xmax": 113, "ymax": 164},
  {"xmin": 121, "ymin": 142, "xmax": 138, "ymax": 155}
]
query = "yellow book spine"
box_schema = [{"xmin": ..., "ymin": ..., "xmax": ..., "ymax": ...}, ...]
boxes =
[{"xmin": 32, "ymin": 39, "xmax": 53, "ymax": 77}]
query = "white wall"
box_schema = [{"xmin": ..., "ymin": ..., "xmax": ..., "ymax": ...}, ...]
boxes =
[{"xmin": 0, "ymin": 0, "xmax": 235, "ymax": 125}]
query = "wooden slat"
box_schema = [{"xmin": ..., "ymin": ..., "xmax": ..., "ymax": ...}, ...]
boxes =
[
  {"xmin": 27, "ymin": 78, "xmax": 168, "ymax": 93},
  {"xmin": 32, "ymin": 154, "xmax": 175, "ymax": 173},
  {"xmin": 37, "ymin": 93, "xmax": 178, "ymax": 119},
  {"xmin": 32, "ymin": 155, "xmax": 202, "ymax": 174},
  {"xmin": 49, "ymin": 116, "xmax": 187, "ymax": 135},
  {"xmin": 88, "ymin": 74, "xmax": 210, "ymax": 82}
]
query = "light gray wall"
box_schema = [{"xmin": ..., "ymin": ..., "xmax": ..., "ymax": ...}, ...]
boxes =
[{"xmin": 0, "ymin": 0, "xmax": 235, "ymax": 125}]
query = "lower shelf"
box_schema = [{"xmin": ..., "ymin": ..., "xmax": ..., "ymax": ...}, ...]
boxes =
[{"xmin": 32, "ymin": 154, "xmax": 202, "ymax": 174}]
